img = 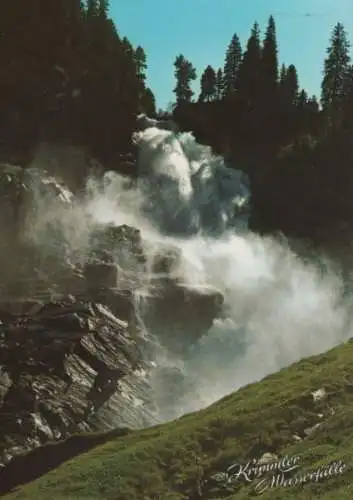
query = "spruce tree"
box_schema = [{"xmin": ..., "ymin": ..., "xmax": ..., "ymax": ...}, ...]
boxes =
[
  {"xmin": 280, "ymin": 64, "xmax": 299, "ymax": 107},
  {"xmin": 199, "ymin": 65, "xmax": 217, "ymax": 102},
  {"xmin": 223, "ymin": 34, "xmax": 242, "ymax": 96},
  {"xmin": 297, "ymin": 89, "xmax": 308, "ymax": 108},
  {"xmin": 261, "ymin": 15, "xmax": 279, "ymax": 103},
  {"xmin": 173, "ymin": 55, "xmax": 197, "ymax": 104},
  {"xmin": 321, "ymin": 22, "xmax": 351, "ymax": 110},
  {"xmin": 134, "ymin": 46, "xmax": 147, "ymax": 82},
  {"xmin": 237, "ymin": 22, "xmax": 261, "ymax": 106}
]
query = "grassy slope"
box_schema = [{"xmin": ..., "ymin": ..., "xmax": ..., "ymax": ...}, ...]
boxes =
[{"xmin": 4, "ymin": 339, "xmax": 353, "ymax": 500}]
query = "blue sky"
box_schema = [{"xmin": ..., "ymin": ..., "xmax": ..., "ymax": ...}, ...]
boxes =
[{"xmin": 109, "ymin": 0, "xmax": 353, "ymax": 110}]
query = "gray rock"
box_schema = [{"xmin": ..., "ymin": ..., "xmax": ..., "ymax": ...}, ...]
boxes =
[
  {"xmin": 140, "ymin": 281, "xmax": 224, "ymax": 355},
  {"xmin": 257, "ymin": 452, "xmax": 279, "ymax": 465},
  {"xmin": 84, "ymin": 262, "xmax": 118, "ymax": 290},
  {"xmin": 304, "ymin": 422, "xmax": 322, "ymax": 437},
  {"xmin": 0, "ymin": 218, "xmax": 224, "ymax": 474},
  {"xmin": 311, "ymin": 387, "xmax": 327, "ymax": 402},
  {"xmin": 150, "ymin": 243, "xmax": 182, "ymax": 275},
  {"xmin": 0, "ymin": 295, "xmax": 159, "ymax": 466}
]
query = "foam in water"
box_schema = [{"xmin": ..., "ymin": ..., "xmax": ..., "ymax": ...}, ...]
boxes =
[
  {"xmin": 133, "ymin": 121, "xmax": 250, "ymax": 236},
  {"xmin": 24, "ymin": 119, "xmax": 352, "ymax": 422}
]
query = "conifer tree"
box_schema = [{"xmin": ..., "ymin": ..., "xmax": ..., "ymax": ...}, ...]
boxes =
[
  {"xmin": 134, "ymin": 46, "xmax": 147, "ymax": 82},
  {"xmin": 237, "ymin": 22, "xmax": 261, "ymax": 106},
  {"xmin": 261, "ymin": 15, "xmax": 279, "ymax": 102},
  {"xmin": 280, "ymin": 64, "xmax": 299, "ymax": 107},
  {"xmin": 173, "ymin": 55, "xmax": 197, "ymax": 104},
  {"xmin": 199, "ymin": 65, "xmax": 217, "ymax": 101},
  {"xmin": 297, "ymin": 89, "xmax": 308, "ymax": 108},
  {"xmin": 223, "ymin": 34, "xmax": 242, "ymax": 96},
  {"xmin": 321, "ymin": 22, "xmax": 351, "ymax": 110}
]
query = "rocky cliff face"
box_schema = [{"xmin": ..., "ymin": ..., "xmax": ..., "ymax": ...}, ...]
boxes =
[
  {"xmin": 0, "ymin": 258, "xmax": 159, "ymax": 468},
  {"xmin": 0, "ymin": 176, "xmax": 224, "ymax": 474}
]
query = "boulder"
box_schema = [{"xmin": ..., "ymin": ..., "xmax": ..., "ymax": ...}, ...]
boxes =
[
  {"xmin": 89, "ymin": 224, "xmax": 146, "ymax": 268},
  {"xmin": 140, "ymin": 281, "xmax": 224, "ymax": 354},
  {"xmin": 150, "ymin": 244, "xmax": 182, "ymax": 275},
  {"xmin": 84, "ymin": 262, "xmax": 118, "ymax": 290}
]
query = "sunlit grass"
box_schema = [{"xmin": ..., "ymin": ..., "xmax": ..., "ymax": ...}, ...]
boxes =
[{"xmin": 4, "ymin": 339, "xmax": 353, "ymax": 499}]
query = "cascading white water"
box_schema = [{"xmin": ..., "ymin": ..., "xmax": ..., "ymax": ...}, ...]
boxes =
[
  {"xmin": 23, "ymin": 121, "xmax": 353, "ymax": 421},
  {"xmin": 129, "ymin": 117, "xmax": 352, "ymax": 417},
  {"xmin": 133, "ymin": 119, "xmax": 250, "ymax": 235}
]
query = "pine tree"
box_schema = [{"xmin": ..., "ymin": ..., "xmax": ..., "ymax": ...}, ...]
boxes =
[
  {"xmin": 297, "ymin": 89, "xmax": 308, "ymax": 108},
  {"xmin": 261, "ymin": 15, "xmax": 279, "ymax": 102},
  {"xmin": 237, "ymin": 22, "xmax": 261, "ymax": 106},
  {"xmin": 321, "ymin": 22, "xmax": 351, "ymax": 110},
  {"xmin": 215, "ymin": 68, "xmax": 224, "ymax": 99},
  {"xmin": 199, "ymin": 65, "xmax": 217, "ymax": 102},
  {"xmin": 223, "ymin": 34, "xmax": 242, "ymax": 96},
  {"xmin": 134, "ymin": 46, "xmax": 147, "ymax": 81},
  {"xmin": 173, "ymin": 55, "xmax": 197, "ymax": 104},
  {"xmin": 280, "ymin": 64, "xmax": 299, "ymax": 107}
]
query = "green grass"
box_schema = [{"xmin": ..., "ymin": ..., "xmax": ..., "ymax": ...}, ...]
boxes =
[{"xmin": 4, "ymin": 339, "xmax": 353, "ymax": 499}]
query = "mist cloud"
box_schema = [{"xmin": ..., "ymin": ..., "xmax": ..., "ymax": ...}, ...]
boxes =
[{"xmin": 22, "ymin": 124, "xmax": 352, "ymax": 421}]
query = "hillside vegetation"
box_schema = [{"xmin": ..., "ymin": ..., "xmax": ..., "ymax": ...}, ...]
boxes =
[{"xmin": 3, "ymin": 339, "xmax": 353, "ymax": 499}]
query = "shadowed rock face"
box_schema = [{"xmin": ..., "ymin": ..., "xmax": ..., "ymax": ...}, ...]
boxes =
[
  {"xmin": 0, "ymin": 296, "xmax": 159, "ymax": 468},
  {"xmin": 140, "ymin": 281, "xmax": 224, "ymax": 355},
  {"xmin": 0, "ymin": 175, "xmax": 224, "ymax": 487},
  {"xmin": 150, "ymin": 243, "xmax": 182, "ymax": 274},
  {"xmin": 87, "ymin": 227, "xmax": 225, "ymax": 355}
]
